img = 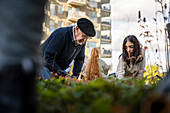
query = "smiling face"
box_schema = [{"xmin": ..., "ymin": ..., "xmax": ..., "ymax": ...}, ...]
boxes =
[
  {"xmin": 125, "ymin": 41, "xmax": 134, "ymax": 57},
  {"xmin": 74, "ymin": 26, "xmax": 90, "ymax": 45}
]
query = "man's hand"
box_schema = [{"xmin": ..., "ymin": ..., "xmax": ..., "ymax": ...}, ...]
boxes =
[
  {"xmin": 50, "ymin": 73, "xmax": 78, "ymax": 79},
  {"xmin": 50, "ymin": 72, "xmax": 58, "ymax": 78},
  {"xmin": 65, "ymin": 74, "xmax": 71, "ymax": 78},
  {"xmin": 66, "ymin": 74, "xmax": 78, "ymax": 79},
  {"xmin": 72, "ymin": 75, "xmax": 78, "ymax": 79}
]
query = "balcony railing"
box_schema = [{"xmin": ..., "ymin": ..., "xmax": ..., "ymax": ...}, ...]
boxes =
[
  {"xmin": 67, "ymin": 10, "xmax": 86, "ymax": 21},
  {"xmin": 101, "ymin": 21, "xmax": 111, "ymax": 25},
  {"xmin": 101, "ymin": 25, "xmax": 111, "ymax": 30},
  {"xmin": 101, "ymin": 35, "xmax": 111, "ymax": 40},
  {"xmin": 101, "ymin": 6, "xmax": 111, "ymax": 12},
  {"xmin": 101, "ymin": 0, "xmax": 110, "ymax": 4},
  {"xmin": 67, "ymin": 0, "xmax": 86, "ymax": 6},
  {"xmin": 101, "ymin": 49, "xmax": 112, "ymax": 55},
  {"xmin": 101, "ymin": 17, "xmax": 111, "ymax": 25}
]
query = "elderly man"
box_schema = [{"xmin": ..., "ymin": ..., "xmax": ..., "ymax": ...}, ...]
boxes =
[{"xmin": 41, "ymin": 18, "xmax": 96, "ymax": 79}]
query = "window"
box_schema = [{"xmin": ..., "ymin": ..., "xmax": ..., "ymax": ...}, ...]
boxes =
[
  {"xmin": 101, "ymin": 17, "xmax": 111, "ymax": 25},
  {"xmin": 93, "ymin": 29, "xmax": 98, "ymax": 38},
  {"xmin": 101, "ymin": 12, "xmax": 110, "ymax": 17},
  {"xmin": 101, "ymin": 48, "xmax": 111, "ymax": 55},
  {"xmin": 89, "ymin": 11, "xmax": 97, "ymax": 23},
  {"xmin": 101, "ymin": 3, "xmax": 111, "ymax": 11},
  {"xmin": 68, "ymin": 22, "xmax": 72, "ymax": 26},
  {"xmin": 89, "ymin": 42, "xmax": 97, "ymax": 53},
  {"xmin": 101, "ymin": 41, "xmax": 111, "ymax": 44},
  {"xmin": 58, "ymin": 5, "xmax": 63, "ymax": 14},
  {"xmin": 68, "ymin": 7, "xmax": 72, "ymax": 11},
  {"xmin": 58, "ymin": 21, "xmax": 63, "ymax": 28},
  {"xmin": 76, "ymin": 8, "xmax": 80, "ymax": 11},
  {"xmin": 101, "ymin": 30, "xmax": 111, "ymax": 40},
  {"xmin": 89, "ymin": 0, "xmax": 98, "ymax": 8},
  {"xmin": 50, "ymin": 4, "xmax": 55, "ymax": 16},
  {"xmin": 50, "ymin": 20, "xmax": 55, "ymax": 32}
]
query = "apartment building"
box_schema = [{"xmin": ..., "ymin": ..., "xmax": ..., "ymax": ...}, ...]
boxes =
[
  {"xmin": 42, "ymin": 0, "xmax": 112, "ymax": 69},
  {"xmin": 100, "ymin": 0, "xmax": 112, "ymax": 69}
]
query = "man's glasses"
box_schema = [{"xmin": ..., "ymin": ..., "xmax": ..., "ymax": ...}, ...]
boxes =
[{"xmin": 82, "ymin": 32, "xmax": 91, "ymax": 39}]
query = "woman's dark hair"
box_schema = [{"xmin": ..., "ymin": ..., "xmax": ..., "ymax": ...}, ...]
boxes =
[{"xmin": 122, "ymin": 35, "xmax": 142, "ymax": 65}]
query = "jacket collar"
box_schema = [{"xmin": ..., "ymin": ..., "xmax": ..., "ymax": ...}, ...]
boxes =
[
  {"xmin": 70, "ymin": 25, "xmax": 83, "ymax": 47},
  {"xmin": 68, "ymin": 26, "xmax": 77, "ymax": 46}
]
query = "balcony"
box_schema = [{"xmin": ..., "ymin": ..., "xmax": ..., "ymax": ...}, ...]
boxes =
[
  {"xmin": 101, "ymin": 21, "xmax": 111, "ymax": 30},
  {"xmin": 101, "ymin": 26, "xmax": 111, "ymax": 30},
  {"xmin": 101, "ymin": 17, "xmax": 111, "ymax": 24},
  {"xmin": 101, "ymin": 17, "xmax": 111, "ymax": 30},
  {"xmin": 67, "ymin": 10, "xmax": 86, "ymax": 21},
  {"xmin": 101, "ymin": 21, "xmax": 111, "ymax": 25},
  {"xmin": 101, "ymin": 35, "xmax": 111, "ymax": 41},
  {"xmin": 101, "ymin": 4, "xmax": 111, "ymax": 12},
  {"xmin": 101, "ymin": 0, "xmax": 110, "ymax": 4},
  {"xmin": 102, "ymin": 6, "xmax": 111, "ymax": 12},
  {"xmin": 101, "ymin": 49, "xmax": 112, "ymax": 57},
  {"xmin": 101, "ymin": 12, "xmax": 110, "ymax": 17},
  {"xmin": 67, "ymin": 0, "xmax": 86, "ymax": 6}
]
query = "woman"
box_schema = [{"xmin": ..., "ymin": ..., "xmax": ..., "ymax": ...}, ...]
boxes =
[
  {"xmin": 81, "ymin": 48, "xmax": 110, "ymax": 80},
  {"xmin": 116, "ymin": 35, "xmax": 145, "ymax": 79}
]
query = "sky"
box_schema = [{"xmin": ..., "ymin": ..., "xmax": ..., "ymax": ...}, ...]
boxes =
[
  {"xmin": 110, "ymin": 0, "xmax": 170, "ymax": 72},
  {"xmin": 111, "ymin": 0, "xmax": 169, "ymax": 51}
]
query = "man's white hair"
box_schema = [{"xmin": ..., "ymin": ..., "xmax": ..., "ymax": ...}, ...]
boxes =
[{"xmin": 72, "ymin": 23, "xmax": 77, "ymax": 27}]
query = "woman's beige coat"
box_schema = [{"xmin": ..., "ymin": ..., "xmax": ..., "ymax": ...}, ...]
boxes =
[{"xmin": 116, "ymin": 55, "xmax": 145, "ymax": 79}]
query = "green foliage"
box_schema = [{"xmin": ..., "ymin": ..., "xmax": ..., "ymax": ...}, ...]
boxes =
[{"xmin": 37, "ymin": 77, "xmax": 157, "ymax": 113}]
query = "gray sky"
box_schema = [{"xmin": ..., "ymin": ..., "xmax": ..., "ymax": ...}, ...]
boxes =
[
  {"xmin": 111, "ymin": 0, "xmax": 169, "ymax": 51},
  {"xmin": 110, "ymin": 0, "xmax": 169, "ymax": 72}
]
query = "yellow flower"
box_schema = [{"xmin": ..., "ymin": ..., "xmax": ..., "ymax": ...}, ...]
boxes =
[{"xmin": 144, "ymin": 65, "xmax": 164, "ymax": 85}]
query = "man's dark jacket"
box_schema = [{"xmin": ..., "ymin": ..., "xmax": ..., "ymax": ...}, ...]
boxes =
[{"xmin": 41, "ymin": 26, "xmax": 85, "ymax": 77}]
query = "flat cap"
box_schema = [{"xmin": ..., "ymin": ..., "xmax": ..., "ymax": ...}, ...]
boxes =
[{"xmin": 77, "ymin": 18, "xmax": 96, "ymax": 37}]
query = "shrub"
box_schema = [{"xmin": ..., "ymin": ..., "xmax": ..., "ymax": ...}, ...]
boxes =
[{"xmin": 37, "ymin": 77, "xmax": 157, "ymax": 113}]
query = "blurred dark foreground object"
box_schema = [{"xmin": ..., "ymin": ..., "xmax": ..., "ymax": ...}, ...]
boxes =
[
  {"xmin": 140, "ymin": 70, "xmax": 170, "ymax": 113},
  {"xmin": 0, "ymin": 64, "xmax": 37, "ymax": 113},
  {"xmin": 0, "ymin": 0, "xmax": 47, "ymax": 113}
]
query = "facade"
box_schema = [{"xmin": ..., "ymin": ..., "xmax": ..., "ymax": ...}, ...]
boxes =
[
  {"xmin": 100, "ymin": 0, "xmax": 112, "ymax": 69},
  {"xmin": 42, "ymin": 0, "xmax": 112, "ymax": 70}
]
